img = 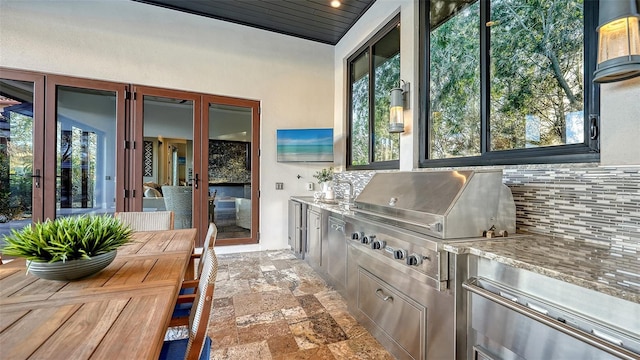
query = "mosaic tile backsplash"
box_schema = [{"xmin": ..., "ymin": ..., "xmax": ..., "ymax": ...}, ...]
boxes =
[
  {"xmin": 334, "ymin": 166, "xmax": 640, "ymax": 250},
  {"xmin": 503, "ymin": 166, "xmax": 640, "ymax": 251}
]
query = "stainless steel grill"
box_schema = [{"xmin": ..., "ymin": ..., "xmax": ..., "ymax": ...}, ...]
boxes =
[
  {"xmin": 344, "ymin": 169, "xmax": 516, "ymax": 360},
  {"xmin": 353, "ymin": 170, "xmax": 516, "ymax": 239}
]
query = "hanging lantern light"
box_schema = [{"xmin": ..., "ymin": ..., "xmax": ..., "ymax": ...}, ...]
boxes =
[
  {"xmin": 593, "ymin": 0, "xmax": 640, "ymax": 83},
  {"xmin": 389, "ymin": 80, "xmax": 409, "ymax": 133}
]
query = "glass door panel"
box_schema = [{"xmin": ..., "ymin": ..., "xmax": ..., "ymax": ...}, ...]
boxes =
[
  {"xmin": 140, "ymin": 95, "xmax": 194, "ymax": 229},
  {"xmin": 55, "ymin": 86, "xmax": 118, "ymax": 218},
  {"xmin": 0, "ymin": 78, "xmax": 37, "ymax": 239},
  {"xmin": 205, "ymin": 96, "xmax": 259, "ymax": 245}
]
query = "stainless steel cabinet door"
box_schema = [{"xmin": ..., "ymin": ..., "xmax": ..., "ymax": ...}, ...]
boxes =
[
  {"xmin": 306, "ymin": 208, "xmax": 321, "ymax": 267},
  {"xmin": 327, "ymin": 216, "xmax": 346, "ymax": 290}
]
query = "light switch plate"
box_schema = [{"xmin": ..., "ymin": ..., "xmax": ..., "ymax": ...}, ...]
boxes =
[
  {"xmin": 306, "ymin": 182, "xmax": 314, "ymax": 191},
  {"xmin": 276, "ymin": 182, "xmax": 284, "ymax": 190}
]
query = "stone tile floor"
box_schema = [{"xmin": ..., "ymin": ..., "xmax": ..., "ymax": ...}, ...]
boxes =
[{"xmin": 205, "ymin": 250, "xmax": 394, "ymax": 359}]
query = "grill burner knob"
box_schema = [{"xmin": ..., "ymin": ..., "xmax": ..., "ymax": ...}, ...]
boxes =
[
  {"xmin": 351, "ymin": 232, "xmax": 364, "ymax": 240},
  {"xmin": 406, "ymin": 254, "xmax": 423, "ymax": 266},
  {"xmin": 393, "ymin": 249, "xmax": 407, "ymax": 260},
  {"xmin": 370, "ymin": 239, "xmax": 386, "ymax": 250},
  {"xmin": 361, "ymin": 235, "xmax": 374, "ymax": 245}
]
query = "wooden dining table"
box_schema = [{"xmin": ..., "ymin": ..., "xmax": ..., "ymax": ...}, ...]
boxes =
[{"xmin": 0, "ymin": 228, "xmax": 196, "ymax": 360}]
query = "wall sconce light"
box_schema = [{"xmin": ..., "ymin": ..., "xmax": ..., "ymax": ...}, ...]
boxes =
[
  {"xmin": 593, "ymin": 0, "xmax": 640, "ymax": 83},
  {"xmin": 389, "ymin": 80, "xmax": 410, "ymax": 133}
]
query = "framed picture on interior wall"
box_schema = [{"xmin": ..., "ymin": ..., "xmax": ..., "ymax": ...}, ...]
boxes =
[
  {"xmin": 276, "ymin": 128, "xmax": 334, "ymax": 162},
  {"xmin": 208, "ymin": 140, "xmax": 251, "ymax": 183},
  {"xmin": 143, "ymin": 140, "xmax": 153, "ymax": 177}
]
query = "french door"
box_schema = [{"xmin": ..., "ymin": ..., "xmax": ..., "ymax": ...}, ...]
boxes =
[
  {"xmin": 203, "ymin": 95, "xmax": 260, "ymax": 246},
  {"xmin": 0, "ymin": 70, "xmax": 45, "ymax": 239},
  {"xmin": 45, "ymin": 76, "xmax": 127, "ymax": 219},
  {"xmin": 1, "ymin": 68, "xmax": 260, "ymax": 247},
  {"xmin": 130, "ymin": 90, "xmax": 261, "ymax": 246},
  {"xmin": 130, "ymin": 86, "xmax": 202, "ymax": 241},
  {"xmin": 0, "ymin": 70, "xmax": 126, "ymax": 241}
]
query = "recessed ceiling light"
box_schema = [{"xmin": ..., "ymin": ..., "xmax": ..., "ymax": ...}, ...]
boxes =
[{"xmin": 330, "ymin": 0, "xmax": 341, "ymax": 8}]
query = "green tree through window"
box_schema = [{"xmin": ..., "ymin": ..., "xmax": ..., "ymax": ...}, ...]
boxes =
[
  {"xmin": 425, "ymin": 0, "xmax": 598, "ymax": 165},
  {"xmin": 430, "ymin": 1, "xmax": 481, "ymax": 158},
  {"xmin": 348, "ymin": 15, "xmax": 401, "ymax": 169}
]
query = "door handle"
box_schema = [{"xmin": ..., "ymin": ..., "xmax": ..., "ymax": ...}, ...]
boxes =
[
  {"xmin": 32, "ymin": 169, "xmax": 41, "ymax": 188},
  {"xmin": 589, "ymin": 115, "xmax": 599, "ymax": 140},
  {"xmin": 191, "ymin": 173, "xmax": 199, "ymax": 189}
]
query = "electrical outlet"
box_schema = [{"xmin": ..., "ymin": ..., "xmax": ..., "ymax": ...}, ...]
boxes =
[
  {"xmin": 306, "ymin": 182, "xmax": 314, "ymax": 191},
  {"xmin": 275, "ymin": 182, "xmax": 284, "ymax": 190}
]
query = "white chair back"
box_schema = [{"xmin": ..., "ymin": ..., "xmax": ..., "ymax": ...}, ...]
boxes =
[
  {"xmin": 185, "ymin": 248, "xmax": 217, "ymax": 360},
  {"xmin": 114, "ymin": 211, "xmax": 174, "ymax": 231}
]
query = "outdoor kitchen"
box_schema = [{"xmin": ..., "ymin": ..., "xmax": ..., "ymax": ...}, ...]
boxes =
[{"xmin": 290, "ymin": 166, "xmax": 640, "ymax": 359}]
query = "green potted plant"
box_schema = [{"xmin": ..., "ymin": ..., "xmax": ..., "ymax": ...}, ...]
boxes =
[
  {"xmin": 1, "ymin": 214, "xmax": 132, "ymax": 281},
  {"xmin": 313, "ymin": 167, "xmax": 334, "ymax": 184},
  {"xmin": 313, "ymin": 167, "xmax": 334, "ymax": 200}
]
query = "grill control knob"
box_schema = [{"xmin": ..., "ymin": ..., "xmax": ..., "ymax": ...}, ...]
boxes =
[
  {"xmin": 370, "ymin": 239, "xmax": 386, "ymax": 250},
  {"xmin": 406, "ymin": 254, "xmax": 423, "ymax": 266},
  {"xmin": 351, "ymin": 232, "xmax": 364, "ymax": 240},
  {"xmin": 361, "ymin": 235, "xmax": 374, "ymax": 245},
  {"xmin": 393, "ymin": 249, "xmax": 407, "ymax": 260}
]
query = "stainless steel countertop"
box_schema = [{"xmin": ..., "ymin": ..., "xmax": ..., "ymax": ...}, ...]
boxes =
[{"xmin": 291, "ymin": 196, "xmax": 640, "ymax": 305}]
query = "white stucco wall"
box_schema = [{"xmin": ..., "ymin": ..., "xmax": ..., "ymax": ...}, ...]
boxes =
[
  {"xmin": 0, "ymin": 0, "xmax": 335, "ymax": 251},
  {"xmin": 600, "ymin": 77, "xmax": 640, "ymax": 166}
]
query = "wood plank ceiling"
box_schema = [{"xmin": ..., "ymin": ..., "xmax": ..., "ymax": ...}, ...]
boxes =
[{"xmin": 134, "ymin": 0, "xmax": 377, "ymax": 45}]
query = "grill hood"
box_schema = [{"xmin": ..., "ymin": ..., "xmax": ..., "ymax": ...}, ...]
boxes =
[{"xmin": 353, "ymin": 170, "xmax": 516, "ymax": 239}]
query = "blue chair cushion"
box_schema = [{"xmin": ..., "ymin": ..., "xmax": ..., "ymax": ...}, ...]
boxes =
[
  {"xmin": 159, "ymin": 335, "xmax": 211, "ymax": 360},
  {"xmin": 173, "ymin": 287, "xmax": 195, "ymax": 318},
  {"xmin": 179, "ymin": 287, "xmax": 195, "ymax": 295},
  {"xmin": 180, "ymin": 287, "xmax": 196, "ymax": 295},
  {"xmin": 172, "ymin": 302, "xmax": 192, "ymax": 319}
]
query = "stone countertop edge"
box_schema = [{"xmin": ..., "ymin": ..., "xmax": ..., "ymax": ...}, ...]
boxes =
[
  {"xmin": 291, "ymin": 196, "xmax": 354, "ymax": 216},
  {"xmin": 442, "ymin": 235, "xmax": 639, "ymax": 305}
]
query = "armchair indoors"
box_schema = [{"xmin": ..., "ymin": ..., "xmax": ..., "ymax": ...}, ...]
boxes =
[
  {"xmin": 235, "ymin": 197, "xmax": 251, "ymax": 229},
  {"xmin": 143, "ymin": 183, "xmax": 166, "ymax": 211},
  {"xmin": 162, "ymin": 186, "xmax": 193, "ymax": 229}
]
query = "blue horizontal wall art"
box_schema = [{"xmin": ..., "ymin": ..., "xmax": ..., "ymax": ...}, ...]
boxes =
[{"xmin": 276, "ymin": 128, "xmax": 333, "ymax": 162}]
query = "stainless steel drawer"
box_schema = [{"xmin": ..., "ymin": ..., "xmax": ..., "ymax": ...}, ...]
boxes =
[
  {"xmin": 464, "ymin": 277, "xmax": 640, "ymax": 360},
  {"xmin": 357, "ymin": 268, "xmax": 425, "ymax": 359}
]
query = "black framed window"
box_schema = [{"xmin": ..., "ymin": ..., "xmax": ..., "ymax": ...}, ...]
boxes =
[
  {"xmin": 347, "ymin": 15, "xmax": 401, "ymax": 169},
  {"xmin": 420, "ymin": 0, "xmax": 600, "ymax": 167}
]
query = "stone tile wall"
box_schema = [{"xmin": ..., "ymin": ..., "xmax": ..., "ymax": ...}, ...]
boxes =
[{"xmin": 334, "ymin": 166, "xmax": 640, "ymax": 251}]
